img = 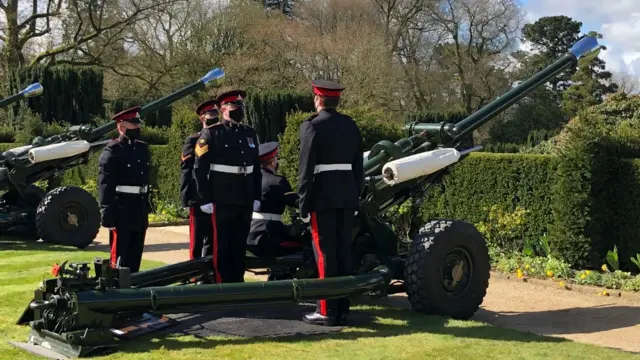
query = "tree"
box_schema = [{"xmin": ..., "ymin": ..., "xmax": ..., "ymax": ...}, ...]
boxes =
[
  {"xmin": 520, "ymin": 15, "xmax": 582, "ymax": 96},
  {"xmin": 0, "ymin": 0, "xmax": 184, "ymax": 72},
  {"xmin": 611, "ymin": 71, "xmax": 640, "ymax": 95}
]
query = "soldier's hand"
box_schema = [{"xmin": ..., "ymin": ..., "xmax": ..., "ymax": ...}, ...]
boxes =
[
  {"xmin": 253, "ymin": 200, "xmax": 261, "ymax": 211},
  {"xmin": 300, "ymin": 214, "xmax": 310, "ymax": 223},
  {"xmin": 200, "ymin": 203, "xmax": 214, "ymax": 214}
]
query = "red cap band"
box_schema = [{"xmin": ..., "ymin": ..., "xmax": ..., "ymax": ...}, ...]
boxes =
[
  {"xmin": 220, "ymin": 94, "xmax": 243, "ymax": 105},
  {"xmin": 313, "ymin": 87, "xmax": 342, "ymax": 97},
  {"xmin": 259, "ymin": 148, "xmax": 278, "ymax": 162},
  {"xmin": 199, "ymin": 104, "xmax": 218, "ymax": 115}
]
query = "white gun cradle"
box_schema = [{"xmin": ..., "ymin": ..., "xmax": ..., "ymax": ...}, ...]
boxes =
[
  {"xmin": 381, "ymin": 148, "xmax": 461, "ymax": 186},
  {"xmin": 28, "ymin": 140, "xmax": 91, "ymax": 164}
]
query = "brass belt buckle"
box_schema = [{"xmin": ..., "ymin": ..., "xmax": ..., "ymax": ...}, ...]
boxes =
[{"xmin": 238, "ymin": 166, "xmax": 247, "ymax": 174}]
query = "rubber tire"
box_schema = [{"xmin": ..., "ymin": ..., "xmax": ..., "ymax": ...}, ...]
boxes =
[
  {"xmin": 404, "ymin": 219, "xmax": 490, "ymax": 320},
  {"xmin": 36, "ymin": 186, "xmax": 100, "ymax": 249}
]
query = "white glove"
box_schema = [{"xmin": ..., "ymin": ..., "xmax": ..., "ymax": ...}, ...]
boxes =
[
  {"xmin": 301, "ymin": 214, "xmax": 310, "ymax": 223},
  {"xmin": 354, "ymin": 211, "xmax": 358, "ymax": 216},
  {"xmin": 200, "ymin": 203, "xmax": 214, "ymax": 214},
  {"xmin": 253, "ymin": 200, "xmax": 261, "ymax": 211}
]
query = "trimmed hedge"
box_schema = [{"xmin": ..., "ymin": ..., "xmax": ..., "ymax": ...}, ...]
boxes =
[{"xmin": 420, "ymin": 153, "xmax": 559, "ymax": 252}]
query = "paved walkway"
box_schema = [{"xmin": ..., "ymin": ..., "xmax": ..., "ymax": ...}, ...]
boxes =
[{"xmin": 89, "ymin": 226, "xmax": 640, "ymax": 353}]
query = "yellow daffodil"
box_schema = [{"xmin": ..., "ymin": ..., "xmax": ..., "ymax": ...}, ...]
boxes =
[
  {"xmin": 516, "ymin": 269, "xmax": 524, "ymax": 279},
  {"xmin": 546, "ymin": 270, "xmax": 554, "ymax": 278},
  {"xmin": 601, "ymin": 264, "xmax": 608, "ymax": 272}
]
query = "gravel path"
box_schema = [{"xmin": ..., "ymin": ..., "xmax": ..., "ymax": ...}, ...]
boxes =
[{"xmin": 90, "ymin": 226, "xmax": 640, "ymax": 353}]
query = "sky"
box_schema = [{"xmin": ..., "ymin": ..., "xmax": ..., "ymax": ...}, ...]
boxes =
[{"xmin": 519, "ymin": 0, "xmax": 640, "ymax": 76}]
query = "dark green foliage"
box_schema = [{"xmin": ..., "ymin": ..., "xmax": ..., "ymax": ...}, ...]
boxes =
[
  {"xmin": 404, "ymin": 109, "xmax": 469, "ymax": 124},
  {"xmin": 245, "ymin": 90, "xmax": 315, "ymax": 143},
  {"xmin": 8, "ymin": 65, "xmax": 104, "ymax": 125},
  {"xmin": 421, "ymin": 153, "xmax": 559, "ymax": 253},
  {"xmin": 550, "ymin": 93, "xmax": 640, "ymax": 270}
]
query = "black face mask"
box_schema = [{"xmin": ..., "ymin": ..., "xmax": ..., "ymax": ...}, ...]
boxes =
[
  {"xmin": 125, "ymin": 128, "xmax": 141, "ymax": 140},
  {"xmin": 204, "ymin": 116, "xmax": 218, "ymax": 126},
  {"xmin": 229, "ymin": 107, "xmax": 244, "ymax": 122}
]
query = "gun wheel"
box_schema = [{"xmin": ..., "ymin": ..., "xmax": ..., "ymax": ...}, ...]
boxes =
[
  {"xmin": 36, "ymin": 186, "xmax": 100, "ymax": 249},
  {"xmin": 404, "ymin": 219, "xmax": 490, "ymax": 320}
]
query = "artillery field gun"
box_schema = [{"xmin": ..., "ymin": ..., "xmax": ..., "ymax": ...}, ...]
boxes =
[
  {"xmin": 11, "ymin": 36, "xmax": 602, "ymax": 359},
  {"xmin": 0, "ymin": 69, "xmax": 225, "ymax": 248}
]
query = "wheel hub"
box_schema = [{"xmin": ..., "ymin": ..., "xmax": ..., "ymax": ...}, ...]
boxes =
[
  {"xmin": 441, "ymin": 247, "xmax": 473, "ymax": 297},
  {"xmin": 59, "ymin": 203, "xmax": 86, "ymax": 231}
]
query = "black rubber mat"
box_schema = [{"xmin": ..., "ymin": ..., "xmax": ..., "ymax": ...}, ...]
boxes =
[{"xmin": 165, "ymin": 303, "xmax": 373, "ymax": 339}]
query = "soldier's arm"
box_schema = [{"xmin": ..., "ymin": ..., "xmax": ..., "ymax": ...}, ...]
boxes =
[
  {"xmin": 297, "ymin": 120, "xmax": 317, "ymax": 218},
  {"xmin": 279, "ymin": 177, "xmax": 300, "ymax": 209},
  {"xmin": 193, "ymin": 131, "xmax": 214, "ymax": 204},
  {"xmin": 251, "ymin": 131, "xmax": 262, "ymax": 201},
  {"xmin": 179, "ymin": 136, "xmax": 196, "ymax": 207},
  {"xmin": 353, "ymin": 126, "xmax": 365, "ymax": 197},
  {"xmin": 98, "ymin": 146, "xmax": 117, "ymax": 228}
]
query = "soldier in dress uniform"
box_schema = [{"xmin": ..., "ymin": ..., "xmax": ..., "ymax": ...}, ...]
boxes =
[
  {"xmin": 193, "ymin": 90, "xmax": 262, "ymax": 283},
  {"xmin": 246, "ymin": 141, "xmax": 302, "ymax": 258},
  {"xmin": 180, "ymin": 100, "xmax": 219, "ymax": 261},
  {"xmin": 98, "ymin": 106, "xmax": 151, "ymax": 274},
  {"xmin": 298, "ymin": 80, "xmax": 364, "ymax": 326}
]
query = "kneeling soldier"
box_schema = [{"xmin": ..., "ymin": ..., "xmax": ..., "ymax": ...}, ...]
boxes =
[
  {"xmin": 98, "ymin": 106, "xmax": 151, "ymax": 273},
  {"xmin": 193, "ymin": 90, "xmax": 262, "ymax": 283},
  {"xmin": 180, "ymin": 100, "xmax": 219, "ymax": 260},
  {"xmin": 247, "ymin": 141, "xmax": 301, "ymax": 257}
]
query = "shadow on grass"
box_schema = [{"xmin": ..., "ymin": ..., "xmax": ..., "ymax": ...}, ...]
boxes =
[
  {"xmin": 115, "ymin": 304, "xmax": 567, "ymax": 356},
  {"xmin": 367, "ymin": 295, "xmax": 640, "ymax": 336},
  {"xmin": 0, "ymin": 237, "xmax": 76, "ymax": 253}
]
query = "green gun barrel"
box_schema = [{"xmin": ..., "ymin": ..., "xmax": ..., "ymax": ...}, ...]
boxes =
[
  {"xmin": 87, "ymin": 68, "xmax": 225, "ymax": 143},
  {"xmin": 363, "ymin": 36, "xmax": 601, "ymax": 173},
  {"xmin": 30, "ymin": 266, "xmax": 389, "ymax": 319},
  {"xmin": 0, "ymin": 82, "xmax": 43, "ymax": 108}
]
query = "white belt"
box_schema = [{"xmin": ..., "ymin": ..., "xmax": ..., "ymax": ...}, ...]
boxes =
[
  {"xmin": 115, "ymin": 185, "xmax": 148, "ymax": 194},
  {"xmin": 314, "ymin": 163, "xmax": 352, "ymax": 174},
  {"xmin": 210, "ymin": 164, "xmax": 254, "ymax": 174},
  {"xmin": 252, "ymin": 212, "xmax": 282, "ymax": 221}
]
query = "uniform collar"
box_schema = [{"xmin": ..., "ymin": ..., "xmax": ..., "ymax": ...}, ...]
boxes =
[
  {"xmin": 221, "ymin": 119, "xmax": 241, "ymax": 128},
  {"xmin": 262, "ymin": 167, "xmax": 275, "ymax": 175},
  {"xmin": 118, "ymin": 135, "xmax": 131, "ymax": 144}
]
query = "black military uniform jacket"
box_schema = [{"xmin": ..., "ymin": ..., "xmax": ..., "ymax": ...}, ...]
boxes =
[
  {"xmin": 98, "ymin": 136, "xmax": 151, "ymax": 230},
  {"xmin": 193, "ymin": 120, "xmax": 262, "ymax": 207},
  {"xmin": 180, "ymin": 132, "xmax": 201, "ymax": 208},
  {"xmin": 249, "ymin": 168, "xmax": 299, "ymax": 237},
  {"xmin": 298, "ymin": 108, "xmax": 364, "ymax": 217}
]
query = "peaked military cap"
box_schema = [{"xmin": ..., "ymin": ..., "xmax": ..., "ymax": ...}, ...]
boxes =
[
  {"xmin": 112, "ymin": 106, "xmax": 142, "ymax": 124},
  {"xmin": 217, "ymin": 90, "xmax": 247, "ymax": 106},
  {"xmin": 312, "ymin": 79, "xmax": 345, "ymax": 97},
  {"xmin": 259, "ymin": 141, "xmax": 279, "ymax": 162},
  {"xmin": 196, "ymin": 99, "xmax": 219, "ymax": 116}
]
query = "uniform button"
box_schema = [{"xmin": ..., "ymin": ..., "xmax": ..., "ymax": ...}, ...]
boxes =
[
  {"xmin": 128, "ymin": 164, "xmax": 131, "ymax": 167},
  {"xmin": 141, "ymin": 172, "xmax": 143, "ymax": 174},
  {"xmin": 138, "ymin": 160, "xmax": 140, "ymax": 163},
  {"xmin": 225, "ymin": 145, "xmax": 228, "ymax": 147},
  {"xmin": 241, "ymin": 151, "xmax": 244, "ymax": 154}
]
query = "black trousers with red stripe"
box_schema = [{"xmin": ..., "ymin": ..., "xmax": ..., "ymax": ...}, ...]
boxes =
[
  {"xmin": 211, "ymin": 203, "xmax": 252, "ymax": 283},
  {"xmin": 310, "ymin": 209, "xmax": 354, "ymax": 318},
  {"xmin": 189, "ymin": 207, "xmax": 214, "ymax": 260},
  {"xmin": 109, "ymin": 227, "xmax": 147, "ymax": 273}
]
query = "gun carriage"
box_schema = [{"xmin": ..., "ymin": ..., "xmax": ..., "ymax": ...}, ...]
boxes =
[
  {"xmin": 12, "ymin": 37, "xmax": 602, "ymax": 359},
  {"xmin": 0, "ymin": 69, "xmax": 225, "ymax": 248}
]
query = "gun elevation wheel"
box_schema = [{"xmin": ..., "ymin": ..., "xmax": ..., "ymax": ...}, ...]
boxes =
[
  {"xmin": 36, "ymin": 186, "xmax": 100, "ymax": 249},
  {"xmin": 404, "ymin": 219, "xmax": 490, "ymax": 320}
]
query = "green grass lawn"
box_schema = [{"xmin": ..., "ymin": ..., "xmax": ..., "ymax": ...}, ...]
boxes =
[{"xmin": 1, "ymin": 237, "xmax": 640, "ymax": 360}]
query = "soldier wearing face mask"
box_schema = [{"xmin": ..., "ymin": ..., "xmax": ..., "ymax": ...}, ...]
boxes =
[
  {"xmin": 180, "ymin": 99, "xmax": 219, "ymax": 262},
  {"xmin": 193, "ymin": 90, "xmax": 262, "ymax": 283},
  {"xmin": 98, "ymin": 106, "xmax": 151, "ymax": 273}
]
